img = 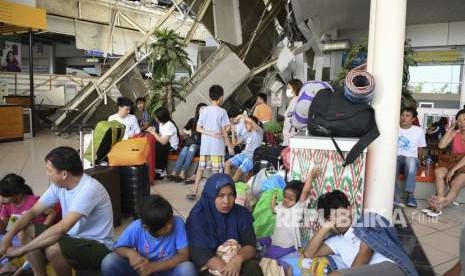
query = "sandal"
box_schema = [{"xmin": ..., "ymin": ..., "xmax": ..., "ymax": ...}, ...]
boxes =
[
  {"xmin": 174, "ymin": 176, "xmax": 183, "ymax": 183},
  {"xmin": 422, "ymin": 207, "xmax": 442, "ymax": 217},
  {"xmin": 186, "ymin": 194, "xmax": 197, "ymax": 201},
  {"xmin": 184, "ymin": 179, "xmax": 194, "ymax": 185},
  {"xmin": 166, "ymin": 175, "xmax": 176, "ymax": 181}
]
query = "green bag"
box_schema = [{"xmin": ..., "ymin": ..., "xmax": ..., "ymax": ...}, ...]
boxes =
[
  {"xmin": 252, "ymin": 188, "xmax": 283, "ymax": 238},
  {"xmin": 85, "ymin": 120, "xmax": 126, "ymax": 163}
]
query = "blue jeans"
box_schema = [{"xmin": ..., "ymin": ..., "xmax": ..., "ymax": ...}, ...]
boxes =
[
  {"xmin": 101, "ymin": 252, "xmax": 197, "ymax": 276},
  {"xmin": 395, "ymin": 155, "xmax": 418, "ymax": 197},
  {"xmin": 173, "ymin": 144, "xmax": 199, "ymax": 174},
  {"xmin": 353, "ymin": 212, "xmax": 419, "ymax": 276}
]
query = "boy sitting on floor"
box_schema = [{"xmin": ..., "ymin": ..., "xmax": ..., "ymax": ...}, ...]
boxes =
[{"xmin": 101, "ymin": 195, "xmax": 196, "ymax": 276}]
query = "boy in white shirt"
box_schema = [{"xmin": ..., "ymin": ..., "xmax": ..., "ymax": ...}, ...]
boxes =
[
  {"xmin": 395, "ymin": 107, "xmax": 426, "ymax": 208},
  {"xmin": 108, "ymin": 97, "xmax": 140, "ymax": 140},
  {"xmin": 305, "ymin": 191, "xmax": 402, "ymax": 276}
]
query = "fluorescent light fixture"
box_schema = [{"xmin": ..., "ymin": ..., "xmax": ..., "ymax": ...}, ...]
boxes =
[{"xmin": 321, "ymin": 40, "xmax": 351, "ymax": 52}]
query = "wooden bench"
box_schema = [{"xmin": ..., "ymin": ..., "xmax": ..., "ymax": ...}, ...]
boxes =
[{"xmin": 168, "ymin": 153, "xmax": 200, "ymax": 163}]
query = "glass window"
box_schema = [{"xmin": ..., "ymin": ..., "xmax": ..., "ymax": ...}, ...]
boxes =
[{"xmin": 408, "ymin": 65, "xmax": 462, "ymax": 94}]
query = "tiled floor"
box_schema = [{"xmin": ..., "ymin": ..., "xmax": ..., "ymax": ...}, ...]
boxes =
[{"xmin": 1, "ymin": 132, "xmax": 464, "ymax": 275}]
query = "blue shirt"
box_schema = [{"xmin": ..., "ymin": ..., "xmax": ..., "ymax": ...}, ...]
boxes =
[{"xmin": 115, "ymin": 216, "xmax": 188, "ymax": 262}]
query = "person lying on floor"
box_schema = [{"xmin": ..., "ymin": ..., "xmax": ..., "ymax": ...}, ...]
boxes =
[
  {"xmin": 101, "ymin": 195, "xmax": 196, "ymax": 276},
  {"xmin": 304, "ymin": 190, "xmax": 418, "ymax": 276},
  {"xmin": 186, "ymin": 173, "xmax": 263, "ymax": 276},
  {"xmin": 0, "ymin": 146, "xmax": 114, "ymax": 276}
]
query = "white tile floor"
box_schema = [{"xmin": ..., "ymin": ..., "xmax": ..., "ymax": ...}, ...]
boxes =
[{"xmin": 1, "ymin": 132, "xmax": 464, "ymax": 275}]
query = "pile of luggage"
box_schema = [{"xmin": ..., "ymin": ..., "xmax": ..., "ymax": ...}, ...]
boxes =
[{"xmin": 80, "ymin": 122, "xmax": 153, "ymax": 220}]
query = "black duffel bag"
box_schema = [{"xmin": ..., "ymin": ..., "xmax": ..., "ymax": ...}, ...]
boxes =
[
  {"xmin": 307, "ymin": 87, "xmax": 379, "ymax": 166},
  {"xmin": 252, "ymin": 145, "xmax": 281, "ymax": 174}
]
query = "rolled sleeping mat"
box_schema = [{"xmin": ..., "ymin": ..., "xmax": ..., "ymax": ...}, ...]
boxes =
[
  {"xmin": 291, "ymin": 81, "xmax": 334, "ymax": 130},
  {"xmin": 344, "ymin": 63, "xmax": 375, "ymax": 104}
]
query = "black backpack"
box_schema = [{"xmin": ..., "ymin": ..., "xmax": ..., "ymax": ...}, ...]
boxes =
[{"xmin": 307, "ymin": 88, "xmax": 379, "ymax": 166}]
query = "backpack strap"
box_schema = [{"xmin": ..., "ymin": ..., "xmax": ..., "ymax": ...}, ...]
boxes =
[{"xmin": 344, "ymin": 123, "xmax": 380, "ymax": 166}]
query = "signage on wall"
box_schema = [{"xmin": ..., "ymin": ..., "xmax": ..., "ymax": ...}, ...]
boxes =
[{"xmin": 414, "ymin": 50, "xmax": 463, "ymax": 63}]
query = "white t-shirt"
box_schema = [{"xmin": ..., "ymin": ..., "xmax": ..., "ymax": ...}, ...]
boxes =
[
  {"xmin": 324, "ymin": 227, "xmax": 393, "ymax": 268},
  {"xmin": 108, "ymin": 114, "xmax": 141, "ymax": 140},
  {"xmin": 271, "ymin": 202, "xmax": 304, "ymax": 249},
  {"xmin": 198, "ymin": 106, "xmax": 230, "ymax": 156},
  {"xmin": 39, "ymin": 174, "xmax": 114, "ymax": 248},
  {"xmin": 397, "ymin": 126, "xmax": 426, "ymax": 158},
  {"xmin": 159, "ymin": 121, "xmax": 179, "ymax": 150}
]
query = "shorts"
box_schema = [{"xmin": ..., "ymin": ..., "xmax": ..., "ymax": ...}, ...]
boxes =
[
  {"xmin": 229, "ymin": 154, "xmax": 254, "ymax": 174},
  {"xmin": 198, "ymin": 155, "xmax": 225, "ymax": 172},
  {"xmin": 35, "ymin": 224, "xmax": 111, "ymax": 270}
]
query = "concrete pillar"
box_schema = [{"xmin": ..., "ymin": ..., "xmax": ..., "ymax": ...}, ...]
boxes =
[{"xmin": 364, "ymin": 0, "xmax": 407, "ymax": 220}]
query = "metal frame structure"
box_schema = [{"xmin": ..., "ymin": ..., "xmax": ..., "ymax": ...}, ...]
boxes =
[{"xmin": 51, "ymin": 0, "xmax": 213, "ymax": 132}]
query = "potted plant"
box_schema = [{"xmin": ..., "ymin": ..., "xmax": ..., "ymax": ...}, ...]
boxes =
[{"xmin": 147, "ymin": 28, "xmax": 191, "ymax": 116}]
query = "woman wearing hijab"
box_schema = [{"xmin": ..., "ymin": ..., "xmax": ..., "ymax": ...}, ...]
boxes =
[{"xmin": 186, "ymin": 173, "xmax": 263, "ymax": 276}]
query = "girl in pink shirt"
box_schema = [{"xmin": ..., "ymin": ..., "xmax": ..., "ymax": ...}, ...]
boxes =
[
  {"xmin": 426, "ymin": 107, "xmax": 465, "ymax": 216},
  {"xmin": 0, "ymin": 174, "xmax": 57, "ymax": 274}
]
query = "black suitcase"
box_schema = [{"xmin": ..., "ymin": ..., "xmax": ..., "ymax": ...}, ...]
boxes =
[
  {"xmin": 119, "ymin": 165, "xmax": 150, "ymax": 217},
  {"xmin": 85, "ymin": 166, "xmax": 122, "ymax": 227},
  {"xmin": 252, "ymin": 145, "xmax": 281, "ymax": 174}
]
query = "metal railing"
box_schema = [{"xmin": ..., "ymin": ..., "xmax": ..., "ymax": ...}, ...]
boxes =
[{"xmin": 0, "ymin": 72, "xmax": 119, "ymax": 106}]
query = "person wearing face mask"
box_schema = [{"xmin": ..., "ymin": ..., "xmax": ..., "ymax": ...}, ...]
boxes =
[{"xmin": 282, "ymin": 79, "xmax": 303, "ymax": 146}]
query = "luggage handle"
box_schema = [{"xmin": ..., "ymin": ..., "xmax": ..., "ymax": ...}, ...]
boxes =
[{"xmin": 79, "ymin": 128, "xmax": 95, "ymax": 167}]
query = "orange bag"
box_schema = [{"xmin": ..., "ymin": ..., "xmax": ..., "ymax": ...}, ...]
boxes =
[{"xmin": 108, "ymin": 138, "xmax": 149, "ymax": 166}]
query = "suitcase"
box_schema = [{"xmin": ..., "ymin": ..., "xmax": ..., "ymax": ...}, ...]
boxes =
[
  {"xmin": 133, "ymin": 132, "xmax": 156, "ymax": 185},
  {"xmin": 119, "ymin": 165, "xmax": 150, "ymax": 216},
  {"xmin": 85, "ymin": 166, "xmax": 122, "ymax": 227},
  {"xmin": 107, "ymin": 138, "xmax": 150, "ymax": 166},
  {"xmin": 84, "ymin": 121, "xmax": 125, "ymax": 164},
  {"xmin": 252, "ymin": 145, "xmax": 282, "ymax": 174}
]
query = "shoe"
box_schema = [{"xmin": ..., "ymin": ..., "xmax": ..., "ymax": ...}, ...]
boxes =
[
  {"xmin": 406, "ymin": 196, "xmax": 417, "ymax": 208},
  {"xmin": 159, "ymin": 170, "xmax": 167, "ymax": 178},
  {"xmin": 421, "ymin": 208, "xmax": 433, "ymax": 214},
  {"xmin": 174, "ymin": 176, "xmax": 183, "ymax": 183},
  {"xmin": 394, "ymin": 197, "xmax": 405, "ymax": 208},
  {"xmin": 186, "ymin": 194, "xmax": 197, "ymax": 200},
  {"xmin": 155, "ymin": 169, "xmax": 167, "ymax": 179},
  {"xmin": 166, "ymin": 175, "xmax": 176, "ymax": 181},
  {"xmin": 452, "ymin": 201, "xmax": 460, "ymax": 206},
  {"xmin": 425, "ymin": 209, "xmax": 442, "ymax": 217},
  {"xmin": 184, "ymin": 179, "xmax": 194, "ymax": 185}
]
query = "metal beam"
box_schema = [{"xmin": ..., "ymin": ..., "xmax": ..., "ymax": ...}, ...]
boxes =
[
  {"xmin": 118, "ymin": 10, "xmax": 156, "ymax": 42},
  {"xmin": 104, "ymin": 8, "xmax": 118, "ymax": 59},
  {"xmin": 53, "ymin": 4, "xmax": 177, "ymax": 127},
  {"xmin": 183, "ymin": 0, "xmax": 211, "ymax": 44}
]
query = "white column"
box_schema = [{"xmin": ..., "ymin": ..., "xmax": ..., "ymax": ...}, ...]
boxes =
[{"xmin": 364, "ymin": 0, "xmax": 407, "ymax": 220}]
